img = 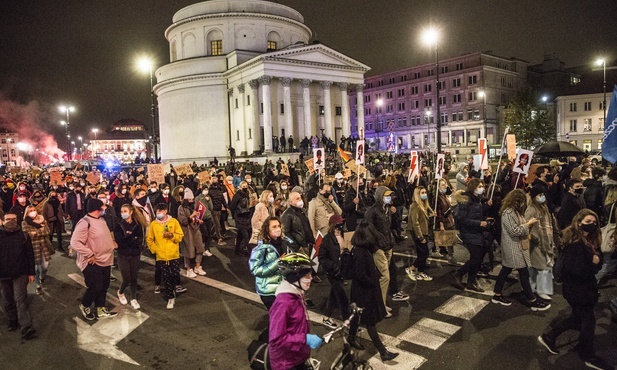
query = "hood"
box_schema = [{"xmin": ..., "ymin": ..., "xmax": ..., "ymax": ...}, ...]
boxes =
[
  {"xmin": 275, "ymin": 280, "xmax": 305, "ymax": 296},
  {"xmin": 374, "ymin": 186, "xmax": 391, "ymax": 206},
  {"xmin": 458, "ymin": 163, "xmax": 468, "ymax": 172},
  {"xmin": 450, "ymin": 190, "xmax": 469, "ymax": 206}
]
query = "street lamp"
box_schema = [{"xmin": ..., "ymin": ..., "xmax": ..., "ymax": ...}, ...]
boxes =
[
  {"xmin": 596, "ymin": 59, "xmax": 607, "ymax": 129},
  {"xmin": 77, "ymin": 136, "xmax": 83, "ymax": 160},
  {"xmin": 92, "ymin": 128, "xmax": 99, "ymax": 157},
  {"xmin": 375, "ymin": 98, "xmax": 384, "ymax": 150},
  {"xmin": 59, "ymin": 105, "xmax": 75, "ymax": 160},
  {"xmin": 6, "ymin": 138, "xmax": 12, "ymax": 165},
  {"xmin": 422, "ymin": 27, "xmax": 442, "ymax": 153},
  {"xmin": 137, "ymin": 56, "xmax": 158, "ymax": 160},
  {"xmin": 479, "ymin": 91, "xmax": 487, "ymax": 142}
]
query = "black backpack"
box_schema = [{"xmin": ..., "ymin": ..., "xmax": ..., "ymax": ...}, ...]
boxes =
[{"xmin": 340, "ymin": 247, "xmax": 354, "ymax": 280}]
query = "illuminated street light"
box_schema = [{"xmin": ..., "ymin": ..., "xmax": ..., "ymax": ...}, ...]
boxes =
[
  {"xmin": 59, "ymin": 105, "xmax": 75, "ymax": 160},
  {"xmin": 376, "ymin": 98, "xmax": 384, "ymax": 150},
  {"xmin": 596, "ymin": 58, "xmax": 607, "ymax": 129},
  {"xmin": 422, "ymin": 27, "xmax": 442, "ymax": 153},
  {"xmin": 136, "ymin": 56, "xmax": 158, "ymax": 160}
]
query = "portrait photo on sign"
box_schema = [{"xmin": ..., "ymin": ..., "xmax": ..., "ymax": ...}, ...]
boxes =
[
  {"xmin": 512, "ymin": 149, "xmax": 534, "ymax": 174},
  {"xmin": 313, "ymin": 148, "xmax": 325, "ymax": 170},
  {"xmin": 434, "ymin": 153, "xmax": 445, "ymax": 179},
  {"xmin": 356, "ymin": 140, "xmax": 365, "ymax": 164}
]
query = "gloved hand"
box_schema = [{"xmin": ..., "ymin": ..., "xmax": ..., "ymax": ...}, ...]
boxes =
[{"xmin": 306, "ymin": 333, "xmax": 324, "ymax": 349}]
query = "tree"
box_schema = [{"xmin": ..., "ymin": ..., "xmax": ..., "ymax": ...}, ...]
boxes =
[{"xmin": 504, "ymin": 88, "xmax": 555, "ymax": 149}]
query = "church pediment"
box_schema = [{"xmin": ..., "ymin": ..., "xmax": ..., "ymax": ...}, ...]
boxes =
[{"xmin": 262, "ymin": 44, "xmax": 370, "ymax": 71}]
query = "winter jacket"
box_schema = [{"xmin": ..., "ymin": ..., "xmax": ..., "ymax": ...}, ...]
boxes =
[
  {"xmin": 561, "ymin": 240, "xmax": 601, "ymax": 306},
  {"xmin": 248, "ymin": 241, "xmax": 283, "ymax": 296},
  {"xmin": 208, "ymin": 183, "xmax": 228, "ymax": 211},
  {"xmin": 454, "ymin": 191, "xmax": 487, "ymax": 247},
  {"xmin": 583, "ymin": 179, "xmax": 604, "ymax": 221},
  {"xmin": 318, "ymin": 233, "xmax": 342, "ymax": 278},
  {"xmin": 350, "ymin": 245, "xmax": 386, "ymax": 326},
  {"xmin": 113, "ymin": 219, "xmax": 144, "ymax": 256},
  {"xmin": 146, "ymin": 216, "xmax": 184, "ymax": 262},
  {"xmin": 70, "ymin": 214, "xmax": 116, "ymax": 271},
  {"xmin": 558, "ymin": 192, "xmax": 585, "ymax": 230},
  {"xmin": 500, "ymin": 208, "xmax": 531, "ymax": 269},
  {"xmin": 250, "ymin": 202, "xmax": 275, "ymax": 244},
  {"xmin": 230, "ymin": 190, "xmax": 252, "ymax": 229},
  {"xmin": 525, "ymin": 204, "xmax": 557, "ymax": 270},
  {"xmin": 269, "ymin": 281, "xmax": 311, "ymax": 369},
  {"xmin": 178, "ymin": 204, "xmax": 204, "ymax": 258},
  {"xmin": 21, "ymin": 218, "xmax": 52, "ymax": 264},
  {"xmin": 456, "ymin": 163, "xmax": 468, "ymax": 191},
  {"xmin": 307, "ymin": 193, "xmax": 342, "ymax": 238},
  {"xmin": 408, "ymin": 202, "xmax": 430, "ymax": 239},
  {"xmin": 341, "ymin": 187, "xmax": 366, "ymax": 231},
  {"xmin": 281, "ymin": 205, "xmax": 315, "ymax": 250},
  {"xmin": 194, "ymin": 194, "xmax": 213, "ymax": 220},
  {"xmin": 0, "ymin": 228, "xmax": 35, "ymax": 279},
  {"xmin": 363, "ymin": 186, "xmax": 394, "ymax": 250}
]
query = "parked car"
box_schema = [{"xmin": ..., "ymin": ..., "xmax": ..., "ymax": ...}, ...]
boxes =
[{"xmin": 589, "ymin": 151, "xmax": 602, "ymax": 164}]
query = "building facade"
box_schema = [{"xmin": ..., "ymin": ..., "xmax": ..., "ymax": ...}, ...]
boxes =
[
  {"xmin": 155, "ymin": 0, "xmax": 369, "ymax": 163},
  {"xmin": 350, "ymin": 52, "xmax": 528, "ymax": 154},
  {"xmin": 89, "ymin": 120, "xmax": 149, "ymax": 163},
  {"xmin": 0, "ymin": 131, "xmax": 20, "ymax": 166},
  {"xmin": 555, "ymin": 93, "xmax": 605, "ymax": 152}
]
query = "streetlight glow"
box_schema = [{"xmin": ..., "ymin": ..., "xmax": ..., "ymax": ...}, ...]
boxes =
[
  {"xmin": 596, "ymin": 58, "xmax": 606, "ymax": 66},
  {"xmin": 59, "ymin": 105, "xmax": 75, "ymax": 113},
  {"xmin": 421, "ymin": 27, "xmax": 439, "ymax": 46},
  {"xmin": 137, "ymin": 57, "xmax": 153, "ymax": 73}
]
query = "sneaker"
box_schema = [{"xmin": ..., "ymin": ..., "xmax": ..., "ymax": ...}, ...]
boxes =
[
  {"xmin": 203, "ymin": 250, "xmax": 213, "ymax": 257},
  {"xmin": 416, "ymin": 272, "xmax": 433, "ymax": 281},
  {"xmin": 117, "ymin": 290, "xmax": 128, "ymax": 305},
  {"xmin": 584, "ymin": 357, "xmax": 612, "ymax": 370},
  {"xmin": 79, "ymin": 304, "xmax": 96, "ymax": 321},
  {"xmin": 466, "ymin": 282, "xmax": 485, "ymax": 293},
  {"xmin": 186, "ymin": 269, "xmax": 197, "ymax": 278},
  {"xmin": 384, "ymin": 311, "xmax": 393, "ymax": 318},
  {"xmin": 175, "ymin": 285, "xmax": 187, "ymax": 293},
  {"xmin": 491, "ymin": 295, "xmax": 512, "ymax": 306},
  {"xmin": 21, "ymin": 326, "xmax": 36, "ymax": 340},
  {"xmin": 405, "ymin": 267, "xmax": 417, "ymax": 281},
  {"xmin": 537, "ymin": 334, "xmax": 559, "ymax": 355},
  {"xmin": 530, "ymin": 299, "xmax": 551, "ymax": 312},
  {"xmin": 392, "ymin": 291, "xmax": 410, "ymax": 301},
  {"xmin": 167, "ymin": 298, "xmax": 175, "ymax": 309},
  {"xmin": 97, "ymin": 307, "xmax": 118, "ymax": 319},
  {"xmin": 322, "ymin": 317, "xmax": 338, "ymax": 330},
  {"xmin": 154, "ymin": 285, "xmax": 161, "ymax": 294},
  {"xmin": 538, "ymin": 293, "xmax": 552, "ymax": 301},
  {"xmin": 130, "ymin": 299, "xmax": 141, "ymax": 310},
  {"xmin": 194, "ymin": 266, "xmax": 207, "ymax": 276},
  {"xmin": 385, "ymin": 306, "xmax": 392, "ymax": 313},
  {"xmin": 36, "ymin": 285, "xmax": 43, "ymax": 295},
  {"xmin": 217, "ymin": 239, "xmax": 226, "ymax": 246}
]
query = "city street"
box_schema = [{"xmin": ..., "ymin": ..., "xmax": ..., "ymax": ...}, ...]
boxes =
[{"xmin": 1, "ymin": 231, "xmax": 616, "ymax": 370}]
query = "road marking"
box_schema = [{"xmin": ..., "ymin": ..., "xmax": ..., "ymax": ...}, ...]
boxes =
[
  {"xmin": 68, "ymin": 273, "xmax": 149, "ymax": 366},
  {"xmin": 435, "ymin": 295, "xmax": 489, "ymax": 320},
  {"xmin": 367, "ymin": 348, "xmax": 427, "ymax": 369},
  {"xmin": 397, "ymin": 318, "xmax": 461, "ymax": 350}
]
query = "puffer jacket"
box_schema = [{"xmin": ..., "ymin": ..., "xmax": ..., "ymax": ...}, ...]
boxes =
[
  {"xmin": 456, "ymin": 163, "xmax": 468, "ymax": 191},
  {"xmin": 454, "ymin": 190, "xmax": 487, "ymax": 246},
  {"xmin": 281, "ymin": 205, "xmax": 315, "ymax": 250},
  {"xmin": 363, "ymin": 186, "xmax": 394, "ymax": 250},
  {"xmin": 248, "ymin": 241, "xmax": 283, "ymax": 296}
]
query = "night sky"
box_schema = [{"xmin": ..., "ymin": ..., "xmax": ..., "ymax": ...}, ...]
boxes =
[{"xmin": 0, "ymin": 0, "xmax": 615, "ymax": 150}]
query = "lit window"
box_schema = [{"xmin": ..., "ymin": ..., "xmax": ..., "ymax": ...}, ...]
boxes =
[
  {"xmin": 211, "ymin": 40, "xmax": 223, "ymax": 56},
  {"xmin": 267, "ymin": 41, "xmax": 277, "ymax": 50}
]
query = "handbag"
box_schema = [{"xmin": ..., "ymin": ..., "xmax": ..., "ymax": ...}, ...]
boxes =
[
  {"xmin": 601, "ymin": 203, "xmax": 616, "ymax": 253},
  {"xmin": 434, "ymin": 229, "xmax": 457, "ymax": 247}
]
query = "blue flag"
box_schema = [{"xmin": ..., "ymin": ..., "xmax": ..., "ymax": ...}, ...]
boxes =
[{"xmin": 602, "ymin": 85, "xmax": 617, "ymax": 164}]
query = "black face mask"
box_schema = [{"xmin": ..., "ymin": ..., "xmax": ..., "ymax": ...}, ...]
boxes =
[
  {"xmin": 136, "ymin": 196, "xmax": 147, "ymax": 206},
  {"xmin": 574, "ymin": 188, "xmax": 584, "ymax": 195},
  {"xmin": 580, "ymin": 223, "xmax": 598, "ymax": 234},
  {"xmin": 3, "ymin": 220, "xmax": 19, "ymax": 232}
]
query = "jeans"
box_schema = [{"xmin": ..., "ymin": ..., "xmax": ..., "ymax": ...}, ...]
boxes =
[
  {"xmin": 82, "ymin": 264, "xmax": 111, "ymax": 308},
  {"xmin": 493, "ymin": 266, "xmax": 535, "ymax": 301},
  {"xmin": 235, "ymin": 227, "xmax": 251, "ymax": 254},
  {"xmin": 0, "ymin": 275, "xmax": 32, "ymax": 328},
  {"xmin": 373, "ymin": 249, "xmax": 392, "ymax": 307},
  {"xmin": 529, "ymin": 267, "xmax": 554, "ymax": 295},
  {"xmin": 412, "ymin": 237, "xmax": 429, "ymax": 272},
  {"xmin": 388, "ymin": 256, "xmax": 399, "ymax": 295},
  {"xmin": 324, "ymin": 276, "xmax": 350, "ymax": 320},
  {"xmin": 35, "ymin": 248, "xmax": 49, "ymax": 286},
  {"xmin": 458, "ymin": 243, "xmax": 485, "ymax": 285},
  {"xmin": 545, "ymin": 305, "xmax": 596, "ymax": 360},
  {"xmin": 261, "ymin": 294, "xmax": 276, "ymax": 310},
  {"xmin": 118, "ymin": 254, "xmax": 140, "ymax": 300},
  {"xmin": 211, "ymin": 210, "xmax": 224, "ymax": 240},
  {"xmin": 595, "ymin": 252, "xmax": 617, "ymax": 282}
]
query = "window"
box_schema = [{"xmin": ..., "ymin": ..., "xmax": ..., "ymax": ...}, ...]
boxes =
[
  {"xmin": 0, "ymin": 139, "xmax": 4, "ymax": 144},
  {"xmin": 599, "ymin": 118, "xmax": 605, "ymax": 130},
  {"xmin": 364, "ymin": 95, "xmax": 371, "ymax": 103},
  {"xmin": 377, "ymin": 80, "xmax": 383, "ymax": 87},
  {"xmin": 413, "ymin": 72, "xmax": 421, "ymax": 79},
  {"xmin": 455, "ymin": 62, "xmax": 463, "ymax": 70},
  {"xmin": 424, "ymin": 98, "xmax": 432, "ymax": 107},
  {"xmin": 424, "ymin": 84, "xmax": 432, "ymax": 93},
  {"xmin": 386, "ymin": 91, "xmax": 393, "ymax": 99},
  {"xmin": 500, "ymin": 77, "xmax": 506, "ymax": 87},
  {"xmin": 501, "ymin": 93, "xmax": 507, "ymax": 105},
  {"xmin": 570, "ymin": 76, "xmax": 581, "ymax": 85},
  {"xmin": 441, "ymin": 112, "xmax": 448, "ymax": 124},
  {"xmin": 397, "ymin": 88, "xmax": 405, "ymax": 97},
  {"xmin": 507, "ymin": 78, "xmax": 513, "ymax": 88},
  {"xmin": 401, "ymin": 75, "xmax": 407, "ymax": 82},
  {"xmin": 473, "ymin": 110, "xmax": 480, "ymax": 120},
  {"xmin": 428, "ymin": 69, "xmax": 435, "ymax": 76},
  {"xmin": 600, "ymin": 102, "xmax": 605, "ymax": 110},
  {"xmin": 235, "ymin": 99, "xmax": 239, "ymax": 109},
  {"xmin": 452, "ymin": 78, "xmax": 461, "ymax": 88},
  {"xmin": 267, "ymin": 40, "xmax": 277, "ymax": 50},
  {"xmin": 458, "ymin": 111, "xmax": 463, "ymax": 121},
  {"xmin": 452, "ymin": 112, "xmax": 458, "ymax": 122},
  {"xmin": 439, "ymin": 96, "xmax": 446, "ymax": 105},
  {"xmin": 569, "ymin": 119, "xmax": 577, "ymax": 132},
  {"xmin": 389, "ymin": 77, "xmax": 395, "ymax": 84},
  {"xmin": 211, "ymin": 40, "xmax": 223, "ymax": 56},
  {"xmin": 236, "ymin": 130, "xmax": 240, "ymax": 141},
  {"xmin": 260, "ymin": 103, "xmax": 263, "ymax": 113},
  {"xmin": 441, "ymin": 66, "xmax": 448, "ymax": 74},
  {"xmin": 280, "ymin": 103, "xmax": 284, "ymax": 114},
  {"xmin": 438, "ymin": 81, "xmax": 445, "ymax": 90},
  {"xmin": 453, "ymin": 94, "xmax": 462, "ymax": 103},
  {"xmin": 414, "ymin": 100, "xmax": 419, "ymax": 109},
  {"xmin": 468, "ymin": 91, "xmax": 477, "ymax": 101},
  {"xmin": 569, "ymin": 102, "xmax": 577, "ymax": 112},
  {"xmin": 248, "ymin": 128, "xmax": 252, "ymax": 139},
  {"xmin": 247, "ymin": 95, "xmax": 251, "ymax": 106},
  {"xmin": 335, "ymin": 106, "xmax": 342, "ymax": 116},
  {"xmin": 584, "ymin": 118, "xmax": 592, "ymax": 132},
  {"xmin": 411, "ymin": 86, "xmax": 419, "ymax": 94},
  {"xmin": 467, "ymin": 109, "xmax": 473, "ymax": 120},
  {"xmin": 468, "ymin": 75, "xmax": 477, "ymax": 85},
  {"xmin": 387, "ymin": 104, "xmax": 393, "ymax": 113},
  {"xmin": 398, "ymin": 102, "xmax": 405, "ymax": 111}
]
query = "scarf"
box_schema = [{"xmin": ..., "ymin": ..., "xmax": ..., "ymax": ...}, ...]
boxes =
[{"xmin": 25, "ymin": 215, "xmax": 43, "ymax": 229}]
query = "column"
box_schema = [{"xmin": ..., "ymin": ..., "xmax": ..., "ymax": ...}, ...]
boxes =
[
  {"xmin": 280, "ymin": 77, "xmax": 293, "ymax": 140},
  {"xmin": 248, "ymin": 79, "xmax": 261, "ymax": 154},
  {"xmin": 356, "ymin": 84, "xmax": 364, "ymax": 139},
  {"xmin": 321, "ymin": 81, "xmax": 333, "ymax": 139},
  {"xmin": 419, "ymin": 132, "xmax": 425, "ymax": 149},
  {"xmin": 407, "ymin": 133, "xmax": 412, "ymax": 149},
  {"xmin": 228, "ymin": 88, "xmax": 234, "ymax": 153},
  {"xmin": 463, "ymin": 129, "xmax": 467, "ymax": 145},
  {"xmin": 301, "ymin": 79, "xmax": 313, "ymax": 139},
  {"xmin": 338, "ymin": 83, "xmax": 350, "ymax": 137},
  {"xmin": 480, "ymin": 126, "xmax": 486, "ymax": 140},
  {"xmin": 448, "ymin": 129, "xmax": 452, "ymax": 146},
  {"xmin": 260, "ymin": 75, "xmax": 273, "ymax": 153},
  {"xmin": 237, "ymin": 84, "xmax": 247, "ymax": 154}
]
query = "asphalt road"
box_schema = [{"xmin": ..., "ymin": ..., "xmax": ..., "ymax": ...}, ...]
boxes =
[{"xmin": 1, "ymin": 230, "xmax": 616, "ymax": 370}]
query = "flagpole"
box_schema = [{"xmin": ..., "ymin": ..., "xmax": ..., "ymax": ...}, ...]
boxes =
[{"xmin": 490, "ymin": 127, "xmax": 509, "ymax": 201}]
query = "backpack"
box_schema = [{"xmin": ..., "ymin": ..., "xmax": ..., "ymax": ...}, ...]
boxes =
[{"xmin": 340, "ymin": 247, "xmax": 354, "ymax": 280}]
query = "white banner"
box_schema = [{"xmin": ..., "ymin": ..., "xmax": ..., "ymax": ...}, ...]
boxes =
[
  {"xmin": 313, "ymin": 148, "xmax": 325, "ymax": 170},
  {"xmin": 512, "ymin": 149, "xmax": 534, "ymax": 175},
  {"xmin": 355, "ymin": 140, "xmax": 365, "ymax": 165},
  {"xmin": 434, "ymin": 153, "xmax": 445, "ymax": 179}
]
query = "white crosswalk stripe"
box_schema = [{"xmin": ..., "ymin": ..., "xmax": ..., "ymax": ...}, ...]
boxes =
[{"xmin": 435, "ymin": 295, "xmax": 490, "ymax": 320}]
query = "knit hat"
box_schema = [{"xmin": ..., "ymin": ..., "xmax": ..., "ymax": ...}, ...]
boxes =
[
  {"xmin": 87, "ymin": 199, "xmax": 104, "ymax": 213},
  {"xmin": 608, "ymin": 167, "xmax": 617, "ymax": 182},
  {"xmin": 329, "ymin": 214, "xmax": 345, "ymax": 226},
  {"xmin": 530, "ymin": 185, "xmax": 545, "ymax": 199},
  {"xmin": 183, "ymin": 188, "xmax": 194, "ymax": 200}
]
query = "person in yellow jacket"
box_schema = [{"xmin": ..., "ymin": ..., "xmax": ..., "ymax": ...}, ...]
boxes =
[{"xmin": 147, "ymin": 203, "xmax": 184, "ymax": 309}]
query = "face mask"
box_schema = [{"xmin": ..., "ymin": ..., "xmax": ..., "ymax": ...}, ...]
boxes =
[
  {"xmin": 69, "ymin": 186, "xmax": 74, "ymax": 191},
  {"xmin": 299, "ymin": 277, "xmax": 312, "ymax": 291},
  {"xmin": 90, "ymin": 191, "xmax": 96, "ymax": 196},
  {"xmin": 179, "ymin": 191, "xmax": 184, "ymax": 197},
  {"xmin": 247, "ymin": 178, "xmax": 252, "ymax": 183},
  {"xmin": 202, "ymin": 190, "xmax": 208, "ymax": 196},
  {"xmin": 101, "ymin": 183, "xmax": 107, "ymax": 187},
  {"xmin": 242, "ymin": 188, "xmax": 248, "ymax": 192},
  {"xmin": 121, "ymin": 189, "xmax": 127, "ymax": 194},
  {"xmin": 359, "ymin": 185, "xmax": 365, "ymax": 191},
  {"xmin": 121, "ymin": 213, "xmax": 130, "ymax": 220},
  {"xmin": 163, "ymin": 189, "xmax": 170, "ymax": 195},
  {"xmin": 28, "ymin": 211, "xmax": 37, "ymax": 219},
  {"xmin": 420, "ymin": 194, "xmax": 427, "ymax": 200},
  {"xmin": 3, "ymin": 220, "xmax": 18, "ymax": 232},
  {"xmin": 439, "ymin": 188, "xmax": 447, "ymax": 194},
  {"xmin": 137, "ymin": 196, "xmax": 147, "ymax": 206},
  {"xmin": 475, "ymin": 188, "xmax": 485, "ymax": 196},
  {"xmin": 271, "ymin": 228, "xmax": 282, "ymax": 238},
  {"xmin": 536, "ymin": 195, "xmax": 546, "ymax": 204},
  {"xmin": 19, "ymin": 186, "xmax": 25, "ymax": 191},
  {"xmin": 106, "ymin": 195, "xmax": 111, "ymax": 200},
  {"xmin": 268, "ymin": 197, "xmax": 275, "ymax": 203},
  {"xmin": 150, "ymin": 188, "xmax": 157, "ymax": 193},
  {"xmin": 80, "ymin": 183, "xmax": 85, "ymax": 187},
  {"xmin": 574, "ymin": 188, "xmax": 584, "ymax": 195},
  {"xmin": 295, "ymin": 200, "xmax": 304, "ymax": 208},
  {"xmin": 281, "ymin": 186, "xmax": 287, "ymax": 190},
  {"xmin": 156, "ymin": 213, "xmax": 165, "ymax": 220},
  {"xmin": 383, "ymin": 196, "xmax": 392, "ymax": 204},
  {"xmin": 52, "ymin": 186, "xmax": 58, "ymax": 190},
  {"xmin": 580, "ymin": 222, "xmax": 598, "ymax": 234},
  {"xmin": 99, "ymin": 198, "xmax": 107, "ymax": 205}
]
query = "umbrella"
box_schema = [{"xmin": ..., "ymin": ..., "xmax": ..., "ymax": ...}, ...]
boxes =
[{"xmin": 533, "ymin": 141, "xmax": 585, "ymax": 157}]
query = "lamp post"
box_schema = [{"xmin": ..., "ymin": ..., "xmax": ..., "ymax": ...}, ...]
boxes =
[
  {"xmin": 425, "ymin": 110, "xmax": 432, "ymax": 149},
  {"xmin": 479, "ymin": 91, "xmax": 487, "ymax": 142},
  {"xmin": 137, "ymin": 57, "xmax": 158, "ymax": 161},
  {"xmin": 92, "ymin": 128, "xmax": 99, "ymax": 157},
  {"xmin": 59, "ymin": 105, "xmax": 75, "ymax": 160},
  {"xmin": 6, "ymin": 138, "xmax": 12, "ymax": 165},
  {"xmin": 596, "ymin": 59, "xmax": 607, "ymax": 128},
  {"xmin": 422, "ymin": 27, "xmax": 441, "ymax": 153},
  {"xmin": 77, "ymin": 136, "xmax": 83, "ymax": 160},
  {"xmin": 375, "ymin": 98, "xmax": 384, "ymax": 150}
]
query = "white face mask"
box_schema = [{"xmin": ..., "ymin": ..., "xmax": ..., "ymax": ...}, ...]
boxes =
[
  {"xmin": 163, "ymin": 189, "xmax": 170, "ymax": 195},
  {"xmin": 299, "ymin": 277, "xmax": 312, "ymax": 291},
  {"xmin": 281, "ymin": 185, "xmax": 287, "ymax": 190},
  {"xmin": 270, "ymin": 228, "xmax": 282, "ymax": 238},
  {"xmin": 28, "ymin": 211, "xmax": 37, "ymax": 219},
  {"xmin": 475, "ymin": 188, "xmax": 485, "ymax": 196},
  {"xmin": 121, "ymin": 189, "xmax": 127, "ymax": 194},
  {"xmin": 295, "ymin": 200, "xmax": 304, "ymax": 208},
  {"xmin": 268, "ymin": 197, "xmax": 275, "ymax": 203},
  {"xmin": 202, "ymin": 190, "xmax": 208, "ymax": 196}
]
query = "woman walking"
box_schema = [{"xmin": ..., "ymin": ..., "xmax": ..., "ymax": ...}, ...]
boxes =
[
  {"xmin": 21, "ymin": 205, "xmax": 53, "ymax": 295},
  {"xmin": 433, "ymin": 178, "xmax": 457, "ymax": 264},
  {"xmin": 538, "ymin": 209, "xmax": 610, "ymax": 370},
  {"xmin": 42, "ymin": 190, "xmax": 65, "ymax": 252},
  {"xmin": 406, "ymin": 186, "xmax": 434, "ymax": 281},
  {"xmin": 178, "ymin": 189, "xmax": 206, "ymax": 277},
  {"xmin": 491, "ymin": 189, "xmax": 550, "ymax": 311},
  {"xmin": 114, "ymin": 204, "xmax": 144, "ymax": 309},
  {"xmin": 249, "ymin": 190, "xmax": 276, "ymax": 245}
]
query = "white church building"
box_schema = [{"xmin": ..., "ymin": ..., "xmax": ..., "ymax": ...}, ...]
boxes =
[{"xmin": 154, "ymin": 0, "xmax": 370, "ymax": 162}]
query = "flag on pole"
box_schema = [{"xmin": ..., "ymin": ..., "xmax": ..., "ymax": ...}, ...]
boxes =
[
  {"xmin": 337, "ymin": 146, "xmax": 352, "ymax": 163},
  {"xmin": 602, "ymin": 85, "xmax": 617, "ymax": 164},
  {"xmin": 408, "ymin": 151, "xmax": 419, "ymax": 183},
  {"xmin": 478, "ymin": 138, "xmax": 489, "ymax": 170}
]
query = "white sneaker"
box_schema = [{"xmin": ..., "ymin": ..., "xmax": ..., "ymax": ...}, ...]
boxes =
[
  {"xmin": 117, "ymin": 290, "xmax": 128, "ymax": 305},
  {"xmin": 130, "ymin": 299, "xmax": 141, "ymax": 310},
  {"xmin": 385, "ymin": 306, "xmax": 392, "ymax": 313},
  {"xmin": 194, "ymin": 266, "xmax": 207, "ymax": 276},
  {"xmin": 203, "ymin": 250, "xmax": 213, "ymax": 257},
  {"xmin": 415, "ymin": 272, "xmax": 433, "ymax": 281},
  {"xmin": 167, "ymin": 298, "xmax": 175, "ymax": 309},
  {"xmin": 538, "ymin": 294, "xmax": 552, "ymax": 301},
  {"xmin": 405, "ymin": 267, "xmax": 417, "ymax": 281},
  {"xmin": 186, "ymin": 269, "xmax": 197, "ymax": 278}
]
